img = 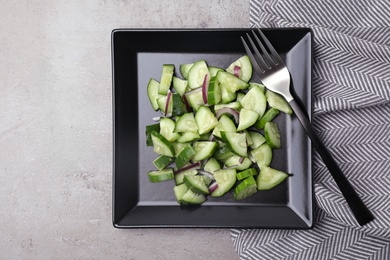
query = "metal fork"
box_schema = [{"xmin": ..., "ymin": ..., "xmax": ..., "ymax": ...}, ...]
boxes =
[{"xmin": 242, "ymin": 28, "xmax": 374, "ymax": 226}]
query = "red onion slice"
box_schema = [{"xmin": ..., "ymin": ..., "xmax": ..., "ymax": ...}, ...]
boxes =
[
  {"xmin": 215, "ymin": 107, "xmax": 240, "ymax": 124},
  {"xmin": 174, "ymin": 162, "xmax": 201, "ymax": 174},
  {"xmin": 182, "ymin": 94, "xmax": 191, "ymax": 112},
  {"xmin": 239, "ymin": 156, "xmax": 245, "ymax": 164},
  {"xmin": 202, "ymin": 74, "xmax": 210, "ymax": 104},
  {"xmin": 198, "ymin": 170, "xmax": 215, "ymax": 180},
  {"xmin": 234, "ymin": 65, "xmax": 241, "ymax": 77},
  {"xmin": 208, "ymin": 181, "xmax": 219, "ymax": 193},
  {"xmin": 165, "ymin": 91, "xmax": 172, "ymax": 116}
]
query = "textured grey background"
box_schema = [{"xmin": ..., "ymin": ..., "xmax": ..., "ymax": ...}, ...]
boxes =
[{"xmin": 0, "ymin": 1, "xmax": 249, "ymax": 259}]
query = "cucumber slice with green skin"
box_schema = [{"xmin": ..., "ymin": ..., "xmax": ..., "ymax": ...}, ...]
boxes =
[
  {"xmin": 174, "ymin": 167, "xmax": 198, "ymax": 185},
  {"xmin": 173, "ymin": 183, "xmax": 189, "ymax": 202},
  {"xmin": 213, "ymin": 143, "xmax": 234, "ymax": 161},
  {"xmin": 226, "ymin": 55, "xmax": 253, "ymax": 82},
  {"xmin": 240, "ymin": 84, "xmax": 267, "ymax": 118},
  {"xmin": 172, "ymin": 142, "xmax": 190, "ymax": 155},
  {"xmin": 207, "ymin": 76, "xmax": 221, "ymax": 105},
  {"xmin": 234, "ymin": 175, "xmax": 257, "ymax": 200},
  {"xmin": 180, "ymin": 63, "xmax": 194, "ymax": 80},
  {"xmin": 220, "ymin": 131, "xmax": 247, "ymax": 157},
  {"xmin": 195, "ymin": 106, "xmax": 219, "ymax": 135},
  {"xmin": 175, "ymin": 144, "xmax": 196, "ymax": 169},
  {"xmin": 237, "ymin": 108, "xmax": 259, "ymax": 131},
  {"xmin": 185, "ymin": 88, "xmax": 204, "ymax": 111},
  {"xmin": 255, "ymin": 107, "xmax": 280, "ymax": 129},
  {"xmin": 145, "ymin": 123, "xmax": 160, "ymax": 146},
  {"xmin": 264, "ymin": 121, "xmax": 281, "ymax": 149},
  {"xmin": 236, "ymin": 168, "xmax": 258, "ymax": 181},
  {"xmin": 177, "ymin": 132, "xmax": 200, "ymax": 143},
  {"xmin": 217, "ymin": 70, "xmax": 250, "ymax": 93},
  {"xmin": 151, "ymin": 131, "xmax": 175, "ymax": 157},
  {"xmin": 172, "ymin": 93, "xmax": 188, "ymax": 116},
  {"xmin": 172, "ymin": 77, "xmax": 188, "ymax": 96},
  {"xmin": 157, "ymin": 95, "xmax": 173, "ymax": 115},
  {"xmin": 153, "ymin": 155, "xmax": 174, "ymax": 170},
  {"xmin": 265, "ymin": 90, "xmax": 293, "ymax": 115},
  {"xmin": 257, "ymin": 166, "xmax": 289, "ymax": 190},
  {"xmin": 148, "ymin": 168, "xmax": 174, "ymax": 183},
  {"xmin": 199, "ymin": 133, "xmax": 211, "ymax": 140},
  {"xmin": 249, "ymin": 82, "xmax": 265, "ymax": 93},
  {"xmin": 245, "ymin": 130, "xmax": 254, "ymax": 147},
  {"xmin": 147, "ymin": 78, "xmax": 161, "ymax": 111},
  {"xmin": 248, "ymin": 131, "xmax": 266, "ymax": 149},
  {"xmin": 221, "ymin": 86, "xmax": 237, "ymax": 104},
  {"xmin": 184, "ymin": 175, "xmax": 209, "ymax": 195},
  {"xmin": 250, "ymin": 143, "xmax": 272, "ymax": 168},
  {"xmin": 212, "ymin": 114, "xmax": 237, "ymax": 139},
  {"xmin": 159, "ymin": 117, "xmax": 180, "ymax": 142},
  {"xmin": 236, "ymin": 92, "xmax": 245, "ymax": 103},
  {"xmin": 214, "ymin": 101, "xmax": 241, "ymax": 112},
  {"xmin": 180, "ymin": 189, "xmax": 206, "ymax": 205},
  {"xmin": 188, "ymin": 60, "xmax": 210, "ymax": 89},
  {"xmin": 204, "ymin": 158, "xmax": 221, "ymax": 173},
  {"xmin": 224, "ymin": 155, "xmax": 253, "ymax": 171},
  {"xmin": 211, "ymin": 168, "xmax": 237, "ymax": 197},
  {"xmin": 193, "ymin": 141, "xmax": 218, "ymax": 161},
  {"xmin": 174, "ymin": 112, "xmax": 198, "ymax": 133},
  {"xmin": 209, "ymin": 66, "xmax": 223, "ymax": 77},
  {"xmin": 158, "ymin": 64, "xmax": 174, "ymax": 95}
]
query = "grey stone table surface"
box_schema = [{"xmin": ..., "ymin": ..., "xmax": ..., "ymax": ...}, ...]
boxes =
[{"xmin": 0, "ymin": 1, "xmax": 249, "ymax": 259}]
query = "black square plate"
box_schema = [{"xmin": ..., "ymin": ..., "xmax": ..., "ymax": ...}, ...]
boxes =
[{"xmin": 112, "ymin": 28, "xmax": 313, "ymax": 228}]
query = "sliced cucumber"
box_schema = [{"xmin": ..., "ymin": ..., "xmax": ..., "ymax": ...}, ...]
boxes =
[
  {"xmin": 145, "ymin": 123, "xmax": 160, "ymax": 146},
  {"xmin": 174, "ymin": 112, "xmax": 198, "ymax": 133},
  {"xmin": 184, "ymin": 175, "xmax": 209, "ymax": 195},
  {"xmin": 224, "ymin": 155, "xmax": 253, "ymax": 171},
  {"xmin": 148, "ymin": 168, "xmax": 174, "ymax": 183},
  {"xmin": 172, "ymin": 77, "xmax": 188, "ymax": 96},
  {"xmin": 221, "ymin": 86, "xmax": 237, "ymax": 104},
  {"xmin": 209, "ymin": 66, "xmax": 223, "ymax": 77},
  {"xmin": 180, "ymin": 63, "xmax": 194, "ymax": 80},
  {"xmin": 173, "ymin": 183, "xmax": 189, "ymax": 202},
  {"xmin": 257, "ymin": 166, "xmax": 289, "ymax": 190},
  {"xmin": 177, "ymin": 132, "xmax": 200, "ymax": 143},
  {"xmin": 250, "ymin": 143, "xmax": 272, "ymax": 168},
  {"xmin": 188, "ymin": 60, "xmax": 209, "ymax": 89},
  {"xmin": 220, "ymin": 131, "xmax": 247, "ymax": 157},
  {"xmin": 175, "ymin": 144, "xmax": 196, "ymax": 169},
  {"xmin": 159, "ymin": 117, "xmax": 180, "ymax": 142},
  {"xmin": 158, "ymin": 64, "xmax": 174, "ymax": 95},
  {"xmin": 207, "ymin": 76, "xmax": 221, "ymax": 105},
  {"xmin": 185, "ymin": 88, "xmax": 204, "ymax": 111},
  {"xmin": 249, "ymin": 82, "xmax": 265, "ymax": 93},
  {"xmin": 174, "ymin": 166, "xmax": 198, "ymax": 185},
  {"xmin": 264, "ymin": 121, "xmax": 281, "ymax": 149},
  {"xmin": 180, "ymin": 189, "xmax": 206, "ymax": 205},
  {"xmin": 193, "ymin": 141, "xmax": 218, "ymax": 161},
  {"xmin": 211, "ymin": 168, "xmax": 236, "ymax": 197},
  {"xmin": 172, "ymin": 93, "xmax": 188, "ymax": 116},
  {"xmin": 236, "ymin": 168, "xmax": 258, "ymax": 181},
  {"xmin": 204, "ymin": 158, "xmax": 221, "ymax": 173},
  {"xmin": 213, "ymin": 143, "xmax": 234, "ymax": 161},
  {"xmin": 153, "ymin": 155, "xmax": 174, "ymax": 170},
  {"xmin": 212, "ymin": 114, "xmax": 237, "ymax": 139},
  {"xmin": 217, "ymin": 70, "xmax": 249, "ymax": 94},
  {"xmin": 157, "ymin": 95, "xmax": 173, "ymax": 115},
  {"xmin": 240, "ymin": 84, "xmax": 267, "ymax": 118},
  {"xmin": 236, "ymin": 92, "xmax": 245, "ymax": 103},
  {"xmin": 255, "ymin": 107, "xmax": 280, "ymax": 129},
  {"xmin": 147, "ymin": 78, "xmax": 161, "ymax": 110},
  {"xmin": 195, "ymin": 106, "xmax": 219, "ymax": 135},
  {"xmin": 214, "ymin": 101, "xmax": 241, "ymax": 112},
  {"xmin": 248, "ymin": 131, "xmax": 266, "ymax": 149},
  {"xmin": 172, "ymin": 142, "xmax": 190, "ymax": 155},
  {"xmin": 265, "ymin": 90, "xmax": 293, "ymax": 115},
  {"xmin": 234, "ymin": 176, "xmax": 257, "ymax": 200},
  {"xmin": 226, "ymin": 55, "xmax": 253, "ymax": 82},
  {"xmin": 237, "ymin": 108, "xmax": 259, "ymax": 131},
  {"xmin": 151, "ymin": 131, "xmax": 175, "ymax": 157}
]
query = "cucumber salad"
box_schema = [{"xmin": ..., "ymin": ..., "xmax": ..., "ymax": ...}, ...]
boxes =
[{"xmin": 145, "ymin": 55, "xmax": 293, "ymax": 205}]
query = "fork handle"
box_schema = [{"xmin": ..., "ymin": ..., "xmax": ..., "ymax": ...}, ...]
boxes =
[{"xmin": 289, "ymin": 99, "xmax": 374, "ymax": 226}]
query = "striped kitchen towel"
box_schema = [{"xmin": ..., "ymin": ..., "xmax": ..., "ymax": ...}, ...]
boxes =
[{"xmin": 231, "ymin": 0, "xmax": 390, "ymax": 259}]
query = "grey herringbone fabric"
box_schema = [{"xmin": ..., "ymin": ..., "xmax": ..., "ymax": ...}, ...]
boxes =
[{"xmin": 231, "ymin": 0, "xmax": 390, "ymax": 259}]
